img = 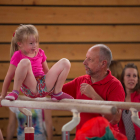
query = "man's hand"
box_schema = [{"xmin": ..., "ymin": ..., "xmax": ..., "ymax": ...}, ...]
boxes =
[
  {"xmin": 80, "ymin": 83, "xmax": 95, "ymax": 99},
  {"xmin": 102, "ymin": 109, "xmax": 122, "ymax": 125},
  {"xmin": 80, "ymin": 83, "xmax": 103, "ymax": 100},
  {"xmin": 109, "ymin": 109, "xmax": 122, "ymax": 125},
  {"xmin": 80, "ymin": 83, "xmax": 96, "ymax": 99}
]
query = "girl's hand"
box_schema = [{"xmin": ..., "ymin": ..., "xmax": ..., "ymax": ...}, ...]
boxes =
[{"xmin": 0, "ymin": 95, "xmax": 4, "ymax": 107}]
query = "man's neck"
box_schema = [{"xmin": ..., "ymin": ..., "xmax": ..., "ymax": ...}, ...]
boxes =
[{"xmin": 90, "ymin": 71, "xmax": 108, "ymax": 83}]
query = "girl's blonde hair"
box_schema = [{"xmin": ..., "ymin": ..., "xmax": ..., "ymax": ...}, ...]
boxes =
[{"xmin": 10, "ymin": 24, "xmax": 39, "ymax": 57}]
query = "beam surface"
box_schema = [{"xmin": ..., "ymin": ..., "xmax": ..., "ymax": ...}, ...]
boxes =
[
  {"xmin": 18, "ymin": 96, "xmax": 140, "ymax": 111},
  {"xmin": 1, "ymin": 97, "xmax": 117, "ymax": 114}
]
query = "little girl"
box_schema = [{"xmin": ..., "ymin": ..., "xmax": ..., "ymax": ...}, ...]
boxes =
[{"xmin": 0, "ymin": 24, "xmax": 73, "ymax": 102}]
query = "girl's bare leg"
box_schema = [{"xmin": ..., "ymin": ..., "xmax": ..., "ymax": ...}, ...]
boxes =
[
  {"xmin": 5, "ymin": 59, "xmax": 37, "ymax": 100},
  {"xmin": 6, "ymin": 59, "xmax": 37, "ymax": 100},
  {"xmin": 45, "ymin": 58, "xmax": 70, "ymax": 94},
  {"xmin": 13, "ymin": 59, "xmax": 37, "ymax": 93}
]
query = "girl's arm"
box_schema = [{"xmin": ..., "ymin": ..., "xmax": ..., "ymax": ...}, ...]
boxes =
[
  {"xmin": 1, "ymin": 64, "xmax": 16, "ymax": 98},
  {"xmin": 44, "ymin": 109, "xmax": 53, "ymax": 140},
  {"xmin": 0, "ymin": 64, "xmax": 16, "ymax": 106},
  {"xmin": 42, "ymin": 61, "xmax": 49, "ymax": 74},
  {"xmin": 6, "ymin": 109, "xmax": 17, "ymax": 140}
]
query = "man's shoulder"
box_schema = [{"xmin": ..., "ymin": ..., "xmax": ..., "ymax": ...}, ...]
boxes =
[
  {"xmin": 102, "ymin": 71, "xmax": 121, "ymax": 86},
  {"xmin": 110, "ymin": 75, "xmax": 122, "ymax": 84},
  {"xmin": 106, "ymin": 70, "xmax": 121, "ymax": 84}
]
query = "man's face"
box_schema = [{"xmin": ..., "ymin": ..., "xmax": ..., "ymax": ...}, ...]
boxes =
[{"xmin": 83, "ymin": 47, "xmax": 102, "ymax": 76}]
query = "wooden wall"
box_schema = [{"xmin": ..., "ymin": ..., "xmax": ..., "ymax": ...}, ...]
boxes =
[{"xmin": 0, "ymin": 0, "xmax": 140, "ymax": 139}]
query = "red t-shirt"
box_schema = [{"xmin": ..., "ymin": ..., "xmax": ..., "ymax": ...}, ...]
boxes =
[
  {"xmin": 10, "ymin": 48, "xmax": 47, "ymax": 77},
  {"xmin": 63, "ymin": 70, "xmax": 125, "ymax": 131}
]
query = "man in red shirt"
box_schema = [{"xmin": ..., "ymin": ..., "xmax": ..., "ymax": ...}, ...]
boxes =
[{"xmin": 62, "ymin": 44, "xmax": 125, "ymax": 132}]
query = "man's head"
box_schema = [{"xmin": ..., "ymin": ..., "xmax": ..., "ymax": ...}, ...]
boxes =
[{"xmin": 83, "ymin": 44, "xmax": 112, "ymax": 76}]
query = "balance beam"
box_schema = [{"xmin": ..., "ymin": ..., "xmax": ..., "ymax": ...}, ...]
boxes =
[
  {"xmin": 18, "ymin": 95, "xmax": 140, "ymax": 111},
  {"xmin": 1, "ymin": 96, "xmax": 117, "ymax": 115}
]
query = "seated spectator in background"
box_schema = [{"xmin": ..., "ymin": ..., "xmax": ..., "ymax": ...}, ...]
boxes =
[
  {"xmin": 6, "ymin": 108, "xmax": 53, "ymax": 140},
  {"xmin": 0, "ymin": 129, "xmax": 4, "ymax": 140},
  {"xmin": 109, "ymin": 60, "xmax": 123, "ymax": 81},
  {"xmin": 62, "ymin": 44, "xmax": 125, "ymax": 132},
  {"xmin": 119, "ymin": 63, "xmax": 140, "ymax": 140}
]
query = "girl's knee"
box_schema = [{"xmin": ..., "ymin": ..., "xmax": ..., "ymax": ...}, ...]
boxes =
[
  {"xmin": 18, "ymin": 59, "xmax": 31, "ymax": 68},
  {"xmin": 61, "ymin": 58, "xmax": 71, "ymax": 68}
]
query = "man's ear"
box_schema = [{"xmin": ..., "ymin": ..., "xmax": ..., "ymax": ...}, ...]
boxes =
[{"xmin": 102, "ymin": 60, "xmax": 107, "ymax": 67}]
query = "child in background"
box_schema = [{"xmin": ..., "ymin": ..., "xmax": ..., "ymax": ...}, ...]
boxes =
[
  {"xmin": 7, "ymin": 108, "xmax": 53, "ymax": 140},
  {"xmin": 0, "ymin": 24, "xmax": 73, "ymax": 103}
]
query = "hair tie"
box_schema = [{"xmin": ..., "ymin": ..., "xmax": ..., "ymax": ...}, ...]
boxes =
[{"xmin": 13, "ymin": 32, "xmax": 15, "ymax": 37}]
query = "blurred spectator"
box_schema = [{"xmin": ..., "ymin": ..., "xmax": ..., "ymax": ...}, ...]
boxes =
[
  {"xmin": 109, "ymin": 60, "xmax": 123, "ymax": 81},
  {"xmin": 6, "ymin": 108, "xmax": 53, "ymax": 140},
  {"xmin": 119, "ymin": 63, "xmax": 140, "ymax": 140}
]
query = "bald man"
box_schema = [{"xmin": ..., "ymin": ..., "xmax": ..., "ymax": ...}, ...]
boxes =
[{"xmin": 63, "ymin": 44, "xmax": 125, "ymax": 132}]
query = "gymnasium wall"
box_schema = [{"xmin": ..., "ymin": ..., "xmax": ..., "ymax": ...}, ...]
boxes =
[{"xmin": 0, "ymin": 0, "xmax": 140, "ymax": 139}]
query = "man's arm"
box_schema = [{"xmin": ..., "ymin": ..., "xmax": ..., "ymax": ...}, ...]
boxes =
[
  {"xmin": 80, "ymin": 83, "xmax": 124, "ymax": 124},
  {"xmin": 62, "ymin": 79, "xmax": 77, "ymax": 98}
]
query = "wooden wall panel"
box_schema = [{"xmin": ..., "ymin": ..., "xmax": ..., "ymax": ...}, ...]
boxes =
[
  {"xmin": 1, "ymin": 7, "xmax": 140, "ymax": 24},
  {"xmin": 52, "ymin": 110, "xmax": 72, "ymax": 116},
  {"xmin": 0, "ymin": 107, "xmax": 9, "ymax": 118},
  {"xmin": 1, "ymin": 61, "xmax": 140, "ymax": 81},
  {"xmin": 0, "ymin": 25, "xmax": 140, "ymax": 42},
  {"xmin": 0, "ymin": 62, "xmax": 85, "ymax": 80},
  {"xmin": 0, "ymin": 44, "xmax": 140, "ymax": 61},
  {"xmin": 0, "ymin": 107, "xmax": 72, "ymax": 118},
  {"xmin": 0, "ymin": 0, "xmax": 140, "ymax": 5},
  {"xmin": 1, "ymin": 61, "xmax": 140, "ymax": 82},
  {"xmin": 0, "ymin": 0, "xmax": 140, "ymax": 139},
  {"xmin": 0, "ymin": 80, "xmax": 71, "ymax": 94},
  {"xmin": 0, "ymin": 119, "xmax": 17, "ymax": 137},
  {"xmin": 0, "ymin": 82, "xmax": 13, "ymax": 93},
  {"xmin": 53, "ymin": 117, "xmax": 76, "ymax": 135}
]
